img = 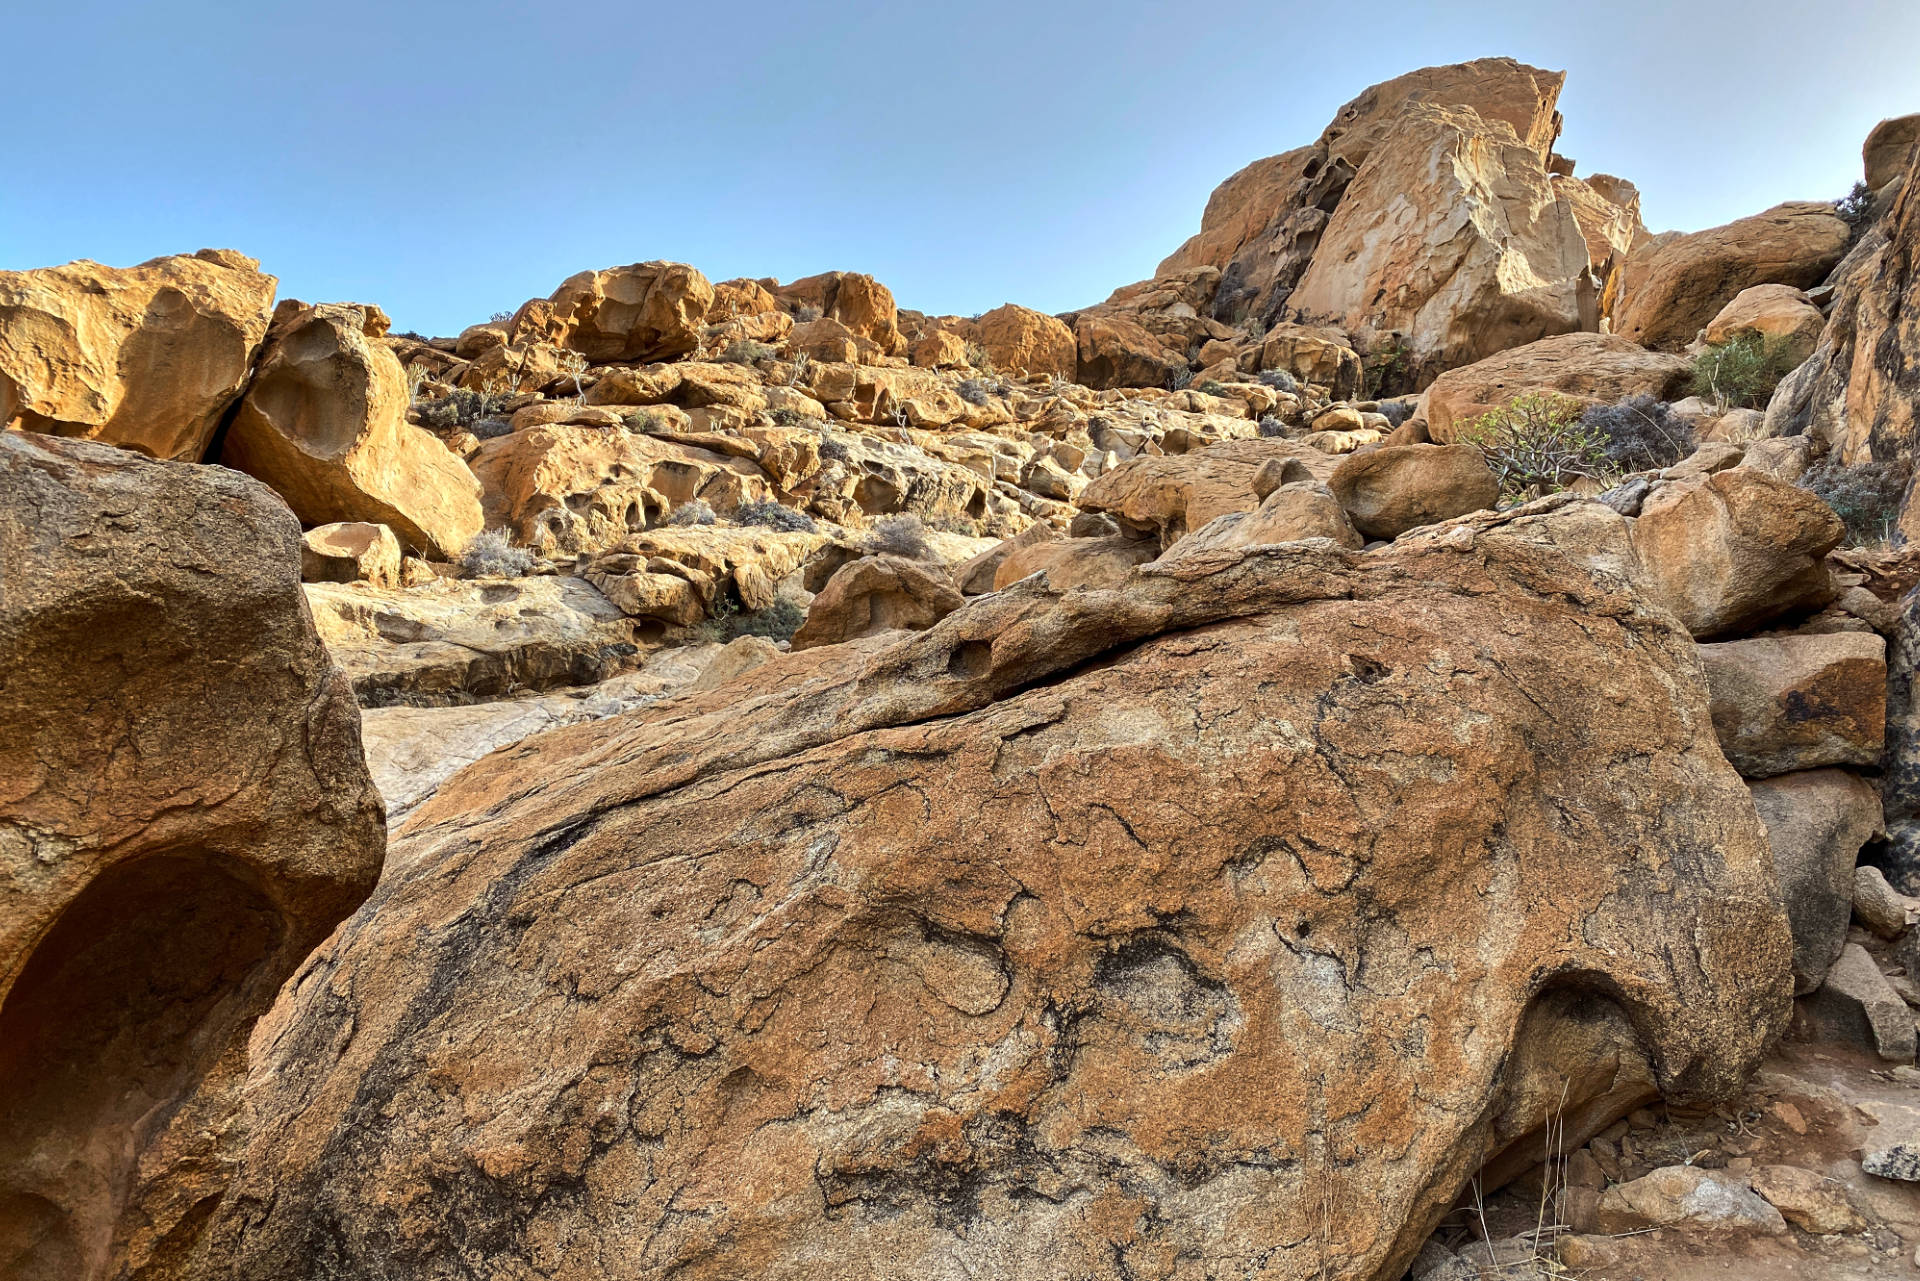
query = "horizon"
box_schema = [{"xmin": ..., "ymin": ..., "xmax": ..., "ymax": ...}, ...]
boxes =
[{"xmin": 6, "ymin": 0, "xmax": 1918, "ymax": 336}]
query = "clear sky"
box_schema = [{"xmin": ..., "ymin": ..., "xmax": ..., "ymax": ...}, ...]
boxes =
[{"xmin": 7, "ymin": 0, "xmax": 1917, "ymax": 336}]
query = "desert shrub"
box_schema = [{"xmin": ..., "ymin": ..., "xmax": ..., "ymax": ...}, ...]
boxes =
[
  {"xmin": 1837, "ymin": 181, "xmax": 1877, "ymax": 234},
  {"xmin": 768, "ymin": 406, "xmax": 812, "ymax": 427},
  {"xmin": 719, "ymin": 339, "xmax": 776, "ymax": 365},
  {"xmin": 1196, "ymin": 379, "xmax": 1231, "ymax": 397},
  {"xmin": 622, "ymin": 409, "xmax": 667, "ymax": 433},
  {"xmin": 460, "ymin": 530, "xmax": 536, "ymax": 578},
  {"xmin": 1801, "ymin": 458, "xmax": 1911, "ymax": 546},
  {"xmin": 818, "ymin": 432, "xmax": 852, "ymax": 463},
  {"xmin": 1375, "ymin": 400, "xmax": 1414, "ymax": 428},
  {"xmin": 926, "ymin": 512, "xmax": 979, "ymax": 536},
  {"xmin": 667, "ymin": 499, "xmax": 717, "ymax": 527},
  {"xmin": 1257, "ymin": 368, "xmax": 1299, "ymax": 394},
  {"xmin": 958, "ymin": 378, "xmax": 993, "ymax": 406},
  {"xmin": 1168, "ymin": 366, "xmax": 1194, "ymax": 392},
  {"xmin": 864, "ymin": 513, "xmax": 935, "ymax": 560},
  {"xmin": 694, "ymin": 597, "xmax": 807, "ymax": 645},
  {"xmin": 416, "ymin": 385, "xmax": 513, "ymax": 430},
  {"xmin": 963, "ymin": 341, "xmax": 994, "ymax": 372},
  {"xmin": 488, "ymin": 310, "xmax": 513, "ymax": 324},
  {"xmin": 733, "ymin": 500, "xmax": 817, "ymax": 533},
  {"xmin": 1457, "ymin": 392, "xmax": 1617, "ymax": 502},
  {"xmin": 1689, "ymin": 333, "xmax": 1799, "ymax": 409},
  {"xmin": 1579, "ymin": 395, "xmax": 1695, "ymax": 473},
  {"xmin": 1256, "ymin": 414, "xmax": 1289, "ymax": 438},
  {"xmin": 469, "ymin": 416, "xmax": 513, "ymax": 440},
  {"xmin": 1243, "ymin": 317, "xmax": 1268, "ymax": 342},
  {"xmin": 792, "ymin": 304, "xmax": 823, "ymax": 324},
  {"xmin": 1363, "ymin": 336, "xmax": 1409, "ymax": 399}
]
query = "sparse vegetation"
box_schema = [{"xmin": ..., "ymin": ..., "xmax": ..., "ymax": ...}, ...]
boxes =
[
  {"xmin": 863, "ymin": 513, "xmax": 935, "ymax": 560},
  {"xmin": 1168, "ymin": 366, "xmax": 1194, "ymax": 392},
  {"xmin": 488, "ymin": 310, "xmax": 513, "ymax": 324},
  {"xmin": 784, "ymin": 352, "xmax": 812, "ymax": 388},
  {"xmin": 667, "ymin": 499, "xmax": 717, "ymax": 527},
  {"xmin": 1801, "ymin": 457, "xmax": 1911, "ymax": 546},
  {"xmin": 1580, "ymin": 394, "xmax": 1695, "ymax": 473},
  {"xmin": 768, "ymin": 406, "xmax": 812, "ymax": 427},
  {"xmin": 957, "ymin": 378, "xmax": 994, "ymax": 406},
  {"xmin": 963, "ymin": 341, "xmax": 994, "ymax": 373},
  {"xmin": 459, "ymin": 530, "xmax": 536, "ymax": 578},
  {"xmin": 415, "ymin": 382, "xmax": 514, "ymax": 431},
  {"xmin": 469, "ymin": 417, "xmax": 513, "ymax": 440},
  {"xmin": 557, "ymin": 349, "xmax": 589, "ymax": 401},
  {"xmin": 1689, "ymin": 332, "xmax": 1798, "ymax": 410},
  {"xmin": 1258, "ymin": 368, "xmax": 1298, "ymax": 393},
  {"xmin": 1196, "ymin": 379, "xmax": 1231, "ymax": 397},
  {"xmin": 791, "ymin": 304, "xmax": 823, "ymax": 324},
  {"xmin": 622, "ymin": 409, "xmax": 667, "ymax": 433},
  {"xmin": 1837, "ymin": 180, "xmax": 1877, "ymax": 235},
  {"xmin": 818, "ymin": 432, "xmax": 852, "ymax": 463},
  {"xmin": 1256, "ymin": 414, "xmax": 1289, "ymax": 438},
  {"xmin": 733, "ymin": 500, "xmax": 817, "ymax": 533},
  {"xmin": 719, "ymin": 339, "xmax": 776, "ymax": 365},
  {"xmin": 1457, "ymin": 392, "xmax": 1617, "ymax": 502},
  {"xmin": 692, "ymin": 597, "xmax": 807, "ymax": 645},
  {"xmin": 1362, "ymin": 336, "xmax": 1409, "ymax": 399}
]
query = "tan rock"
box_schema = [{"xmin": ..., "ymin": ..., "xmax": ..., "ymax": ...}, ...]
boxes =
[
  {"xmin": 954, "ymin": 524, "xmax": 1057, "ymax": 594},
  {"xmin": 587, "ymin": 525, "xmax": 830, "ymax": 625},
  {"xmin": 1257, "ymin": 324, "xmax": 1362, "ymax": 401},
  {"xmin": 1747, "ymin": 770, "xmax": 1884, "ymax": 993},
  {"xmin": 1420, "ymin": 333, "xmax": 1691, "ymax": 442},
  {"xmin": 515, "ymin": 261, "xmax": 713, "ymax": 362},
  {"xmin": 1865, "ymin": 114, "xmax": 1920, "ymax": 191},
  {"xmin": 1852, "ymin": 865, "xmax": 1920, "ymax": 938},
  {"xmin": 1594, "ymin": 1166, "xmax": 1786, "ymax": 1234},
  {"xmin": 1800, "ymin": 942, "xmax": 1917, "ymax": 1061},
  {"xmin": 1699, "ymin": 632, "xmax": 1886, "ymax": 777},
  {"xmin": 1629, "ymin": 468, "xmax": 1844, "ymax": 638},
  {"xmin": 1553, "ymin": 172, "xmax": 1648, "ymax": 272},
  {"xmin": 1078, "ymin": 437, "xmax": 1338, "ymax": 545},
  {"xmin": 1611, "ymin": 203, "xmax": 1850, "ymax": 350},
  {"xmin": 1328, "ymin": 443, "xmax": 1500, "ymax": 539},
  {"xmin": 220, "ymin": 302, "xmax": 483, "ymax": 559},
  {"xmin": 910, "ymin": 329, "xmax": 969, "ymax": 369},
  {"xmin": 779, "ymin": 272, "xmax": 902, "ymax": 354},
  {"xmin": 0, "ymin": 249, "xmax": 276, "ymax": 460},
  {"xmin": 1748, "ymin": 1164, "xmax": 1866, "ymax": 1234},
  {"xmin": 974, "ymin": 303, "xmax": 1076, "ymax": 378},
  {"xmin": 1069, "ymin": 311, "xmax": 1182, "ymax": 390},
  {"xmin": 1703, "ymin": 284, "xmax": 1825, "ymax": 364},
  {"xmin": 789, "ymin": 554, "xmax": 962, "ymax": 648},
  {"xmin": 992, "ymin": 533, "xmax": 1160, "ymax": 591},
  {"xmin": 0, "ymin": 433, "xmax": 383, "ymax": 1281},
  {"xmin": 300, "ymin": 521, "xmax": 401, "ymax": 588},
  {"xmin": 1164, "ymin": 482, "xmax": 1364, "ymax": 553}
]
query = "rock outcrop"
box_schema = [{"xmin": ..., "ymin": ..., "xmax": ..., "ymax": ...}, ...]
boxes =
[
  {"xmin": 516, "ymin": 261, "xmax": 715, "ymax": 363},
  {"xmin": 0, "ymin": 432, "xmax": 384, "ymax": 1281},
  {"xmin": 1418, "ymin": 332, "xmax": 1692, "ymax": 441},
  {"xmin": 194, "ymin": 512, "xmax": 1789, "ymax": 1281},
  {"xmin": 0, "ymin": 250, "xmax": 276, "ymax": 461}
]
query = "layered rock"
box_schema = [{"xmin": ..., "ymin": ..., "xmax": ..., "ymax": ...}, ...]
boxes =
[
  {"xmin": 0, "ymin": 250, "xmax": 276, "ymax": 461},
  {"xmin": 220, "ymin": 301, "xmax": 484, "ymax": 558},
  {"xmin": 1864, "ymin": 114, "xmax": 1920, "ymax": 192},
  {"xmin": 196, "ymin": 509, "xmax": 1789, "ymax": 1281},
  {"xmin": 514, "ymin": 261, "xmax": 714, "ymax": 363},
  {"xmin": 0, "ymin": 433, "xmax": 384, "ymax": 1281}
]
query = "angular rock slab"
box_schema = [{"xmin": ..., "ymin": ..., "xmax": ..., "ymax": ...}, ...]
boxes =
[
  {"xmin": 198, "ymin": 510, "xmax": 1791, "ymax": 1281},
  {"xmin": 1699, "ymin": 632, "xmax": 1886, "ymax": 778},
  {"xmin": 0, "ymin": 433, "xmax": 384, "ymax": 1281},
  {"xmin": 1747, "ymin": 770, "xmax": 1884, "ymax": 993}
]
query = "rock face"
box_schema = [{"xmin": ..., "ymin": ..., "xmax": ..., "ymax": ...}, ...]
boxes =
[
  {"xmin": 1698, "ymin": 632, "xmax": 1886, "ymax": 777},
  {"xmin": 1747, "ymin": 770, "xmax": 1883, "ymax": 993},
  {"xmin": 0, "ymin": 433, "xmax": 384, "ymax": 1281},
  {"xmin": 196, "ymin": 516, "xmax": 1789, "ymax": 1281},
  {"xmin": 973, "ymin": 304, "xmax": 1076, "ymax": 378},
  {"xmin": 1327, "ymin": 443, "xmax": 1500, "ymax": 539},
  {"xmin": 0, "ymin": 250, "xmax": 276, "ymax": 461},
  {"xmin": 220, "ymin": 301, "xmax": 484, "ymax": 558},
  {"xmin": 1418, "ymin": 333, "xmax": 1691, "ymax": 441},
  {"xmin": 1610, "ymin": 202, "xmax": 1850, "ymax": 351},
  {"xmin": 1078, "ymin": 437, "xmax": 1338, "ymax": 546}
]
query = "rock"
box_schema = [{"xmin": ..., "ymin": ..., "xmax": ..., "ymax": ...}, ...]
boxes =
[
  {"xmin": 1629, "ymin": 469, "xmax": 1844, "ymax": 638},
  {"xmin": 780, "ymin": 272, "xmax": 902, "ymax": 354},
  {"xmin": 1312, "ymin": 405, "xmax": 1367, "ymax": 433},
  {"xmin": 1864, "ymin": 114, "xmax": 1920, "ymax": 192},
  {"xmin": 1288, "ymin": 103, "xmax": 1592, "ymax": 383},
  {"xmin": 305, "ymin": 574, "xmax": 644, "ymax": 705},
  {"xmin": 1703, "ymin": 284, "xmax": 1826, "ymax": 365},
  {"xmin": 1663, "ymin": 441, "xmax": 1745, "ymax": 480},
  {"xmin": 1748, "ymin": 771, "xmax": 1884, "ymax": 993},
  {"xmin": 1165, "ymin": 483, "xmax": 1364, "ymax": 555},
  {"xmin": 586, "ymin": 526, "xmax": 831, "ymax": 626},
  {"xmin": 689, "ymin": 634, "xmax": 781, "ymax": 692},
  {"xmin": 300, "ymin": 521, "xmax": 401, "ymax": 588},
  {"xmin": 220, "ymin": 301, "xmax": 484, "ymax": 559},
  {"xmin": 0, "ymin": 432, "xmax": 383, "ymax": 1280},
  {"xmin": 1802, "ymin": 943, "xmax": 1917, "ymax": 1061},
  {"xmin": 1697, "ymin": 632, "xmax": 1886, "ymax": 777},
  {"xmin": 1739, "ymin": 436, "xmax": 1816, "ymax": 483},
  {"xmin": 516, "ymin": 261, "xmax": 713, "ymax": 362},
  {"xmin": 1554, "ymin": 172, "xmax": 1649, "ymax": 276},
  {"xmin": 197, "ymin": 514, "xmax": 1792, "ymax": 1281},
  {"xmin": 954, "ymin": 525, "xmax": 1057, "ymax": 594},
  {"xmin": 1593, "ymin": 1165, "xmax": 1787, "ymax": 1234},
  {"xmin": 1327, "ymin": 443, "xmax": 1500, "ymax": 539},
  {"xmin": 789, "ymin": 554, "xmax": 963, "ymax": 649},
  {"xmin": 1069, "ymin": 311, "xmax": 1182, "ymax": 390},
  {"xmin": 1252, "ymin": 456, "xmax": 1315, "ymax": 498},
  {"xmin": 0, "ymin": 249, "xmax": 277, "ymax": 461},
  {"xmin": 1860, "ymin": 1103, "xmax": 1920, "ymax": 1181},
  {"xmin": 1256, "ymin": 325, "xmax": 1362, "ymax": 402},
  {"xmin": 1419, "ymin": 332, "xmax": 1692, "ymax": 442},
  {"xmin": 973, "ymin": 304, "xmax": 1076, "ymax": 378},
  {"xmin": 1611, "ymin": 202, "xmax": 1851, "ymax": 351},
  {"xmin": 909, "ymin": 328, "xmax": 968, "ymax": 369},
  {"xmin": 1852, "ymin": 865, "xmax": 1920, "ymax": 938},
  {"xmin": 1078, "ymin": 437, "xmax": 1338, "ymax": 546},
  {"xmin": 1746, "ymin": 1165, "xmax": 1864, "ymax": 1234},
  {"xmin": 992, "ymin": 533, "xmax": 1161, "ymax": 592}
]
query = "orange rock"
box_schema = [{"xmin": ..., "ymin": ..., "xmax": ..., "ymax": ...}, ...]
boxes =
[
  {"xmin": 790, "ymin": 554, "xmax": 963, "ymax": 648},
  {"xmin": 973, "ymin": 304, "xmax": 1076, "ymax": 379},
  {"xmin": 516, "ymin": 260, "xmax": 714, "ymax": 363},
  {"xmin": 1419, "ymin": 333, "xmax": 1691, "ymax": 442}
]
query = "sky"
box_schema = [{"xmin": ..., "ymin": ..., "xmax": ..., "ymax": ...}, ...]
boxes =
[{"xmin": 6, "ymin": 0, "xmax": 1918, "ymax": 337}]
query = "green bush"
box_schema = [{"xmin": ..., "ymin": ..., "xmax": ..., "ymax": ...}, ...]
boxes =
[
  {"xmin": 1801, "ymin": 458, "xmax": 1911, "ymax": 546},
  {"xmin": 1167, "ymin": 366, "xmax": 1194, "ymax": 392},
  {"xmin": 1457, "ymin": 392, "xmax": 1617, "ymax": 502},
  {"xmin": 1196, "ymin": 379, "xmax": 1231, "ymax": 397},
  {"xmin": 1689, "ymin": 333, "xmax": 1798, "ymax": 409}
]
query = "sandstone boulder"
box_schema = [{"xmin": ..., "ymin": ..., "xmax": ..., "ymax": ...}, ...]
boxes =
[
  {"xmin": 0, "ymin": 250, "xmax": 276, "ymax": 461},
  {"xmin": 1629, "ymin": 469, "xmax": 1844, "ymax": 638},
  {"xmin": 197, "ymin": 513, "xmax": 1790, "ymax": 1281},
  {"xmin": 1078, "ymin": 437, "xmax": 1338, "ymax": 545},
  {"xmin": 779, "ymin": 272, "xmax": 902, "ymax": 354},
  {"xmin": 220, "ymin": 301, "xmax": 484, "ymax": 558},
  {"xmin": 1069, "ymin": 311, "xmax": 1182, "ymax": 389},
  {"xmin": 515, "ymin": 261, "xmax": 713, "ymax": 363},
  {"xmin": 1865, "ymin": 114, "xmax": 1920, "ymax": 192},
  {"xmin": 1419, "ymin": 333, "xmax": 1691, "ymax": 442},
  {"xmin": 1747, "ymin": 770, "xmax": 1883, "ymax": 993},
  {"xmin": 954, "ymin": 524, "xmax": 1057, "ymax": 594},
  {"xmin": 1328, "ymin": 443, "xmax": 1500, "ymax": 539},
  {"xmin": 1611, "ymin": 203, "xmax": 1850, "ymax": 351},
  {"xmin": 992, "ymin": 533, "xmax": 1161, "ymax": 592},
  {"xmin": 974, "ymin": 303, "xmax": 1076, "ymax": 378},
  {"xmin": 0, "ymin": 433, "xmax": 384, "ymax": 1281},
  {"xmin": 1699, "ymin": 632, "xmax": 1885, "ymax": 777},
  {"xmin": 587, "ymin": 525, "xmax": 831, "ymax": 627},
  {"xmin": 299, "ymin": 521, "xmax": 401, "ymax": 587},
  {"xmin": 1702, "ymin": 284, "xmax": 1825, "ymax": 364},
  {"xmin": 1165, "ymin": 482, "xmax": 1364, "ymax": 554},
  {"xmin": 789, "ymin": 554, "xmax": 963, "ymax": 649},
  {"xmin": 1255, "ymin": 324, "xmax": 1362, "ymax": 401}
]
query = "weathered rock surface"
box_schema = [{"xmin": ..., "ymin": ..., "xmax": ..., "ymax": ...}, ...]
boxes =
[
  {"xmin": 220, "ymin": 301, "xmax": 483, "ymax": 558},
  {"xmin": 0, "ymin": 432, "xmax": 384, "ymax": 1281},
  {"xmin": 1698, "ymin": 632, "xmax": 1886, "ymax": 777},
  {"xmin": 789, "ymin": 554, "xmax": 963, "ymax": 649},
  {"xmin": 0, "ymin": 250, "xmax": 276, "ymax": 461},
  {"xmin": 300, "ymin": 521, "xmax": 401, "ymax": 587},
  {"xmin": 1078, "ymin": 437, "xmax": 1338, "ymax": 546},
  {"xmin": 1864, "ymin": 114, "xmax": 1920, "ymax": 192},
  {"xmin": 992, "ymin": 532, "xmax": 1161, "ymax": 591},
  {"xmin": 1747, "ymin": 770, "xmax": 1883, "ymax": 993},
  {"xmin": 1166, "ymin": 483, "xmax": 1364, "ymax": 554},
  {"xmin": 1418, "ymin": 333, "xmax": 1691, "ymax": 441},
  {"xmin": 1593, "ymin": 1165, "xmax": 1787, "ymax": 1234},
  {"xmin": 1327, "ymin": 443, "xmax": 1499, "ymax": 539},
  {"xmin": 196, "ymin": 514, "xmax": 1789, "ymax": 1281},
  {"xmin": 1799, "ymin": 943, "xmax": 1917, "ymax": 1063},
  {"xmin": 1702, "ymin": 284, "xmax": 1826, "ymax": 363},
  {"xmin": 586, "ymin": 526, "xmax": 829, "ymax": 627},
  {"xmin": 516, "ymin": 261, "xmax": 714, "ymax": 363},
  {"xmin": 1611, "ymin": 203, "xmax": 1850, "ymax": 351},
  {"xmin": 972, "ymin": 304, "xmax": 1076, "ymax": 378}
]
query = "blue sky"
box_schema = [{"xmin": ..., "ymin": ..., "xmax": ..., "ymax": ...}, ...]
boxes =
[{"xmin": 7, "ymin": 0, "xmax": 1917, "ymax": 336}]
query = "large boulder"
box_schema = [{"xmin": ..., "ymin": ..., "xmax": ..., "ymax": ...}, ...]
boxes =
[
  {"xmin": 777, "ymin": 272, "xmax": 902, "ymax": 354},
  {"xmin": 1165, "ymin": 482, "xmax": 1364, "ymax": 554},
  {"xmin": 0, "ymin": 250, "xmax": 276, "ymax": 461},
  {"xmin": 1702, "ymin": 284, "xmax": 1825, "ymax": 364},
  {"xmin": 1610, "ymin": 203, "xmax": 1850, "ymax": 351},
  {"xmin": 1629, "ymin": 469, "xmax": 1844, "ymax": 638},
  {"xmin": 219, "ymin": 301, "xmax": 484, "ymax": 558},
  {"xmin": 1068, "ymin": 310, "xmax": 1183, "ymax": 390},
  {"xmin": 1287, "ymin": 103, "xmax": 1593, "ymax": 383},
  {"xmin": 992, "ymin": 533, "xmax": 1162, "ymax": 591},
  {"xmin": 1327, "ymin": 443, "xmax": 1500, "ymax": 539},
  {"xmin": 1077, "ymin": 437, "xmax": 1338, "ymax": 546},
  {"xmin": 513, "ymin": 261, "xmax": 714, "ymax": 363},
  {"xmin": 586, "ymin": 526, "xmax": 832, "ymax": 627},
  {"xmin": 1747, "ymin": 770, "xmax": 1883, "ymax": 993},
  {"xmin": 789, "ymin": 554, "xmax": 964, "ymax": 649},
  {"xmin": 1698, "ymin": 632, "xmax": 1886, "ymax": 778},
  {"xmin": 195, "ymin": 511, "xmax": 1790, "ymax": 1281},
  {"xmin": 973, "ymin": 303, "xmax": 1076, "ymax": 378},
  {"xmin": 1419, "ymin": 332, "xmax": 1691, "ymax": 441},
  {"xmin": 1864, "ymin": 114, "xmax": 1920, "ymax": 192},
  {"xmin": 0, "ymin": 433, "xmax": 384, "ymax": 1281}
]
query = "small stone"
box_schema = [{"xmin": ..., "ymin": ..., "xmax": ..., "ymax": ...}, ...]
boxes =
[
  {"xmin": 1748, "ymin": 1164, "xmax": 1865, "ymax": 1233},
  {"xmin": 1770, "ymin": 1100, "xmax": 1809, "ymax": 1135},
  {"xmin": 1594, "ymin": 1165, "xmax": 1787, "ymax": 1235}
]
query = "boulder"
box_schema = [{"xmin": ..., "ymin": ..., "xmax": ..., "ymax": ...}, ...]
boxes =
[
  {"xmin": 1287, "ymin": 103, "xmax": 1593, "ymax": 383},
  {"xmin": 1593, "ymin": 1166, "xmax": 1786, "ymax": 1235},
  {"xmin": 220, "ymin": 301, "xmax": 484, "ymax": 558},
  {"xmin": 1419, "ymin": 333, "xmax": 1691, "ymax": 442},
  {"xmin": 779, "ymin": 272, "xmax": 902, "ymax": 354},
  {"xmin": 196, "ymin": 514, "xmax": 1791, "ymax": 1281},
  {"xmin": 789, "ymin": 554, "xmax": 963, "ymax": 649},
  {"xmin": 1864, "ymin": 114, "xmax": 1920, "ymax": 192},
  {"xmin": 515, "ymin": 261, "xmax": 713, "ymax": 363},
  {"xmin": 1702, "ymin": 284, "xmax": 1825, "ymax": 364},
  {"xmin": 974, "ymin": 304, "xmax": 1076, "ymax": 379},
  {"xmin": 1610, "ymin": 203, "xmax": 1850, "ymax": 351},
  {"xmin": 1629, "ymin": 469, "xmax": 1844, "ymax": 638},
  {"xmin": 299, "ymin": 521, "xmax": 401, "ymax": 588},
  {"xmin": 0, "ymin": 433, "xmax": 383, "ymax": 1281},
  {"xmin": 1747, "ymin": 770, "xmax": 1884, "ymax": 993},
  {"xmin": 1799, "ymin": 943, "xmax": 1917, "ymax": 1062},
  {"xmin": 954, "ymin": 524, "xmax": 1057, "ymax": 594},
  {"xmin": 587, "ymin": 526, "xmax": 831, "ymax": 626},
  {"xmin": 1078, "ymin": 437, "xmax": 1338, "ymax": 546},
  {"xmin": 1552, "ymin": 172, "xmax": 1648, "ymax": 273},
  {"xmin": 992, "ymin": 533, "xmax": 1161, "ymax": 592},
  {"xmin": 1165, "ymin": 483, "xmax": 1364, "ymax": 554},
  {"xmin": 0, "ymin": 250, "xmax": 276, "ymax": 462},
  {"xmin": 1747, "ymin": 1164, "xmax": 1866, "ymax": 1235},
  {"xmin": 1698, "ymin": 632, "xmax": 1886, "ymax": 777},
  {"xmin": 909, "ymin": 328, "xmax": 968, "ymax": 369},
  {"xmin": 1851, "ymin": 865, "xmax": 1920, "ymax": 938},
  {"xmin": 1069, "ymin": 311, "xmax": 1182, "ymax": 390},
  {"xmin": 1327, "ymin": 443, "xmax": 1500, "ymax": 539},
  {"xmin": 1254, "ymin": 324, "xmax": 1363, "ymax": 401}
]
